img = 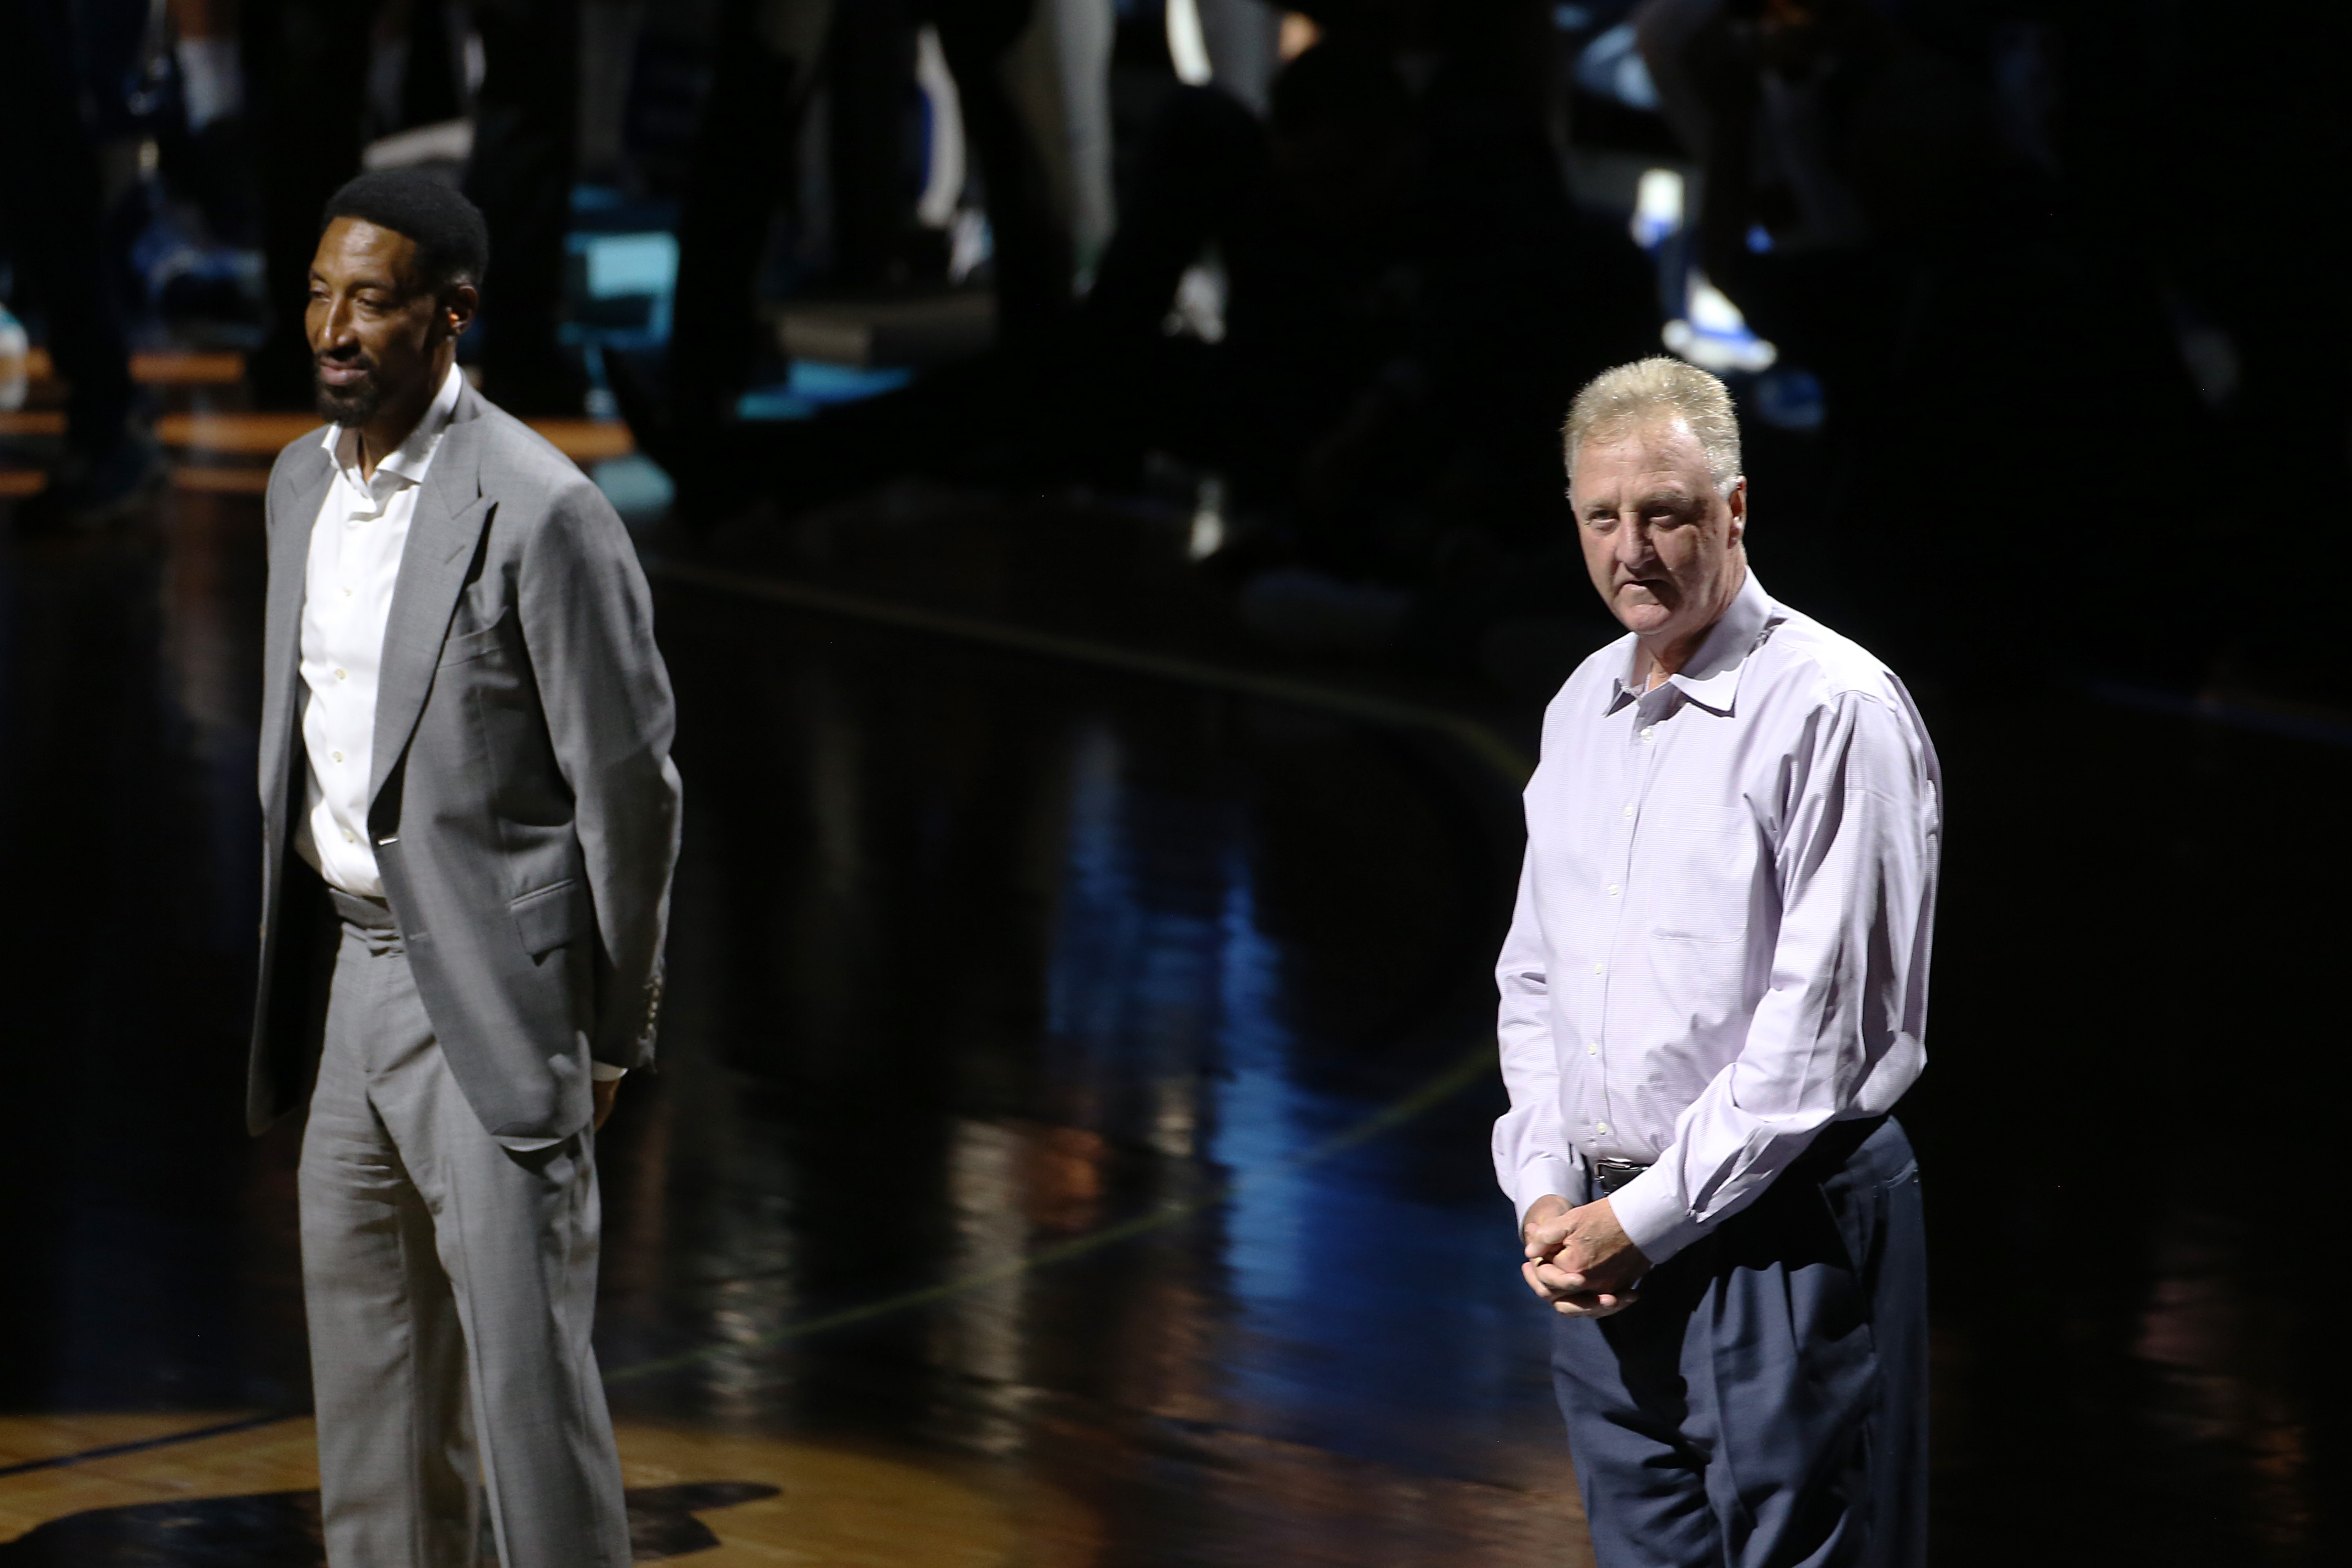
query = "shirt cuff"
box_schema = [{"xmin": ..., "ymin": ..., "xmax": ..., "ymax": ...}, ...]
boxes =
[
  {"xmin": 1511, "ymin": 1154, "xmax": 1583, "ymax": 1228},
  {"xmin": 1605, "ymin": 1167, "xmax": 1709, "ymax": 1266},
  {"xmin": 591, "ymin": 1062, "xmax": 628, "ymax": 1082}
]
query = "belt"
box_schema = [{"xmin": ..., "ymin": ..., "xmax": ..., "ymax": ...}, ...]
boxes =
[
  {"xmin": 327, "ymin": 886, "xmax": 397, "ymax": 932},
  {"xmin": 1584, "ymin": 1115, "xmax": 1890, "ymax": 1198},
  {"xmin": 1589, "ymin": 1156, "xmax": 1648, "ymax": 1196}
]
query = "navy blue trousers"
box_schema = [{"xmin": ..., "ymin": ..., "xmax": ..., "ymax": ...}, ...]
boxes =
[{"xmin": 1550, "ymin": 1117, "xmax": 1927, "ymax": 1568}]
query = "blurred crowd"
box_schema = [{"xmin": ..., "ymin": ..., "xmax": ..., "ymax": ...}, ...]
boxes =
[{"xmin": 3, "ymin": 0, "xmax": 2345, "ymax": 689}]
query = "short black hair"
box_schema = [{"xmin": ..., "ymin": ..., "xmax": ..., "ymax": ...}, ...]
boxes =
[{"xmin": 320, "ymin": 170, "xmax": 490, "ymax": 294}]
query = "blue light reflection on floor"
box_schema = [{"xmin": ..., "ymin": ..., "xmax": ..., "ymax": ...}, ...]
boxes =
[
  {"xmin": 1044, "ymin": 721, "xmax": 1228, "ymax": 1144},
  {"xmin": 1209, "ymin": 847, "xmax": 1313, "ymax": 1311},
  {"xmin": 1039, "ymin": 709, "xmax": 1563, "ymax": 1482}
]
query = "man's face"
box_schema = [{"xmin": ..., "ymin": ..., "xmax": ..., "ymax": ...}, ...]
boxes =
[
  {"xmin": 306, "ymin": 217, "xmax": 458, "ymax": 429},
  {"xmin": 1571, "ymin": 415, "xmax": 1747, "ymax": 647}
]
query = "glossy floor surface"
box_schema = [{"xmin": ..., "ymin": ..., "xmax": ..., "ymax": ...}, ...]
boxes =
[{"xmin": 0, "ymin": 428, "xmax": 2344, "ymax": 1564}]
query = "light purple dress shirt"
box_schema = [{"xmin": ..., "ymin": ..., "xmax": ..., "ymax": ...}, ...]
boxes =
[{"xmin": 1492, "ymin": 570, "xmax": 1941, "ymax": 1264}]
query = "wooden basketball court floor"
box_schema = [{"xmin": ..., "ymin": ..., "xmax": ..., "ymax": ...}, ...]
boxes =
[{"xmin": 0, "ymin": 354, "xmax": 2342, "ymax": 1565}]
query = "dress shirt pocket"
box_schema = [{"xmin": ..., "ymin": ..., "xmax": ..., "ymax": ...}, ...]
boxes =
[
  {"xmin": 1644, "ymin": 802, "xmax": 1756, "ymax": 943},
  {"xmin": 439, "ymin": 609, "xmax": 515, "ymax": 669}
]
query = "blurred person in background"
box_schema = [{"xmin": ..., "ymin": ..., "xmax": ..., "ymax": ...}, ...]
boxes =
[
  {"xmin": 633, "ymin": 3, "xmax": 1657, "ymax": 601},
  {"xmin": 1499, "ymin": 357, "xmax": 1938, "ymax": 1567},
  {"xmin": 0, "ymin": 0, "xmax": 161, "ymax": 531},
  {"xmin": 165, "ymin": 0, "xmax": 260, "ymax": 241},
  {"xmin": 626, "ymin": 0, "xmax": 1093, "ymax": 513},
  {"xmin": 2054, "ymin": 0, "xmax": 2351, "ymax": 699},
  {"xmin": 1650, "ymin": 0, "xmax": 2209, "ymax": 683},
  {"xmin": 245, "ymin": 0, "xmax": 585, "ymax": 413},
  {"xmin": 462, "ymin": 0, "xmax": 588, "ymax": 412},
  {"xmin": 1073, "ymin": 37, "xmax": 1427, "ymax": 537},
  {"xmin": 662, "ymin": 0, "xmax": 835, "ymax": 441},
  {"xmin": 1078, "ymin": 3, "xmax": 1655, "ymax": 590}
]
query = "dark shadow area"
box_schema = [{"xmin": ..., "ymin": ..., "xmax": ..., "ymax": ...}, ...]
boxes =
[
  {"xmin": 1, "ymin": 1, "xmax": 2346, "ymax": 1563},
  {"xmin": 0, "ymin": 1481, "xmax": 778, "ymax": 1565}
]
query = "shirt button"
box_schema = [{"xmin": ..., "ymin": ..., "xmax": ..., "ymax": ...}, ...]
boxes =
[
  {"xmin": 1640, "ymin": 726, "xmax": 1655, "ymax": 740},
  {"xmin": 1622, "ymin": 804, "xmax": 1634, "ymax": 818},
  {"xmin": 1607, "ymin": 884, "xmax": 1620, "ymax": 897},
  {"xmin": 334, "ymin": 668, "xmax": 347, "ymax": 680},
  {"xmin": 1587, "ymin": 1042, "xmax": 1599, "ymax": 1056},
  {"xmin": 342, "ymin": 829, "xmax": 357, "ymax": 843},
  {"xmin": 342, "ymin": 587, "xmax": 354, "ymax": 598},
  {"xmin": 331, "ymin": 750, "xmax": 343, "ymax": 763},
  {"xmin": 1596, "ymin": 1121, "xmax": 1610, "ymax": 1136},
  {"xmin": 1592, "ymin": 963, "xmax": 1604, "ymax": 976}
]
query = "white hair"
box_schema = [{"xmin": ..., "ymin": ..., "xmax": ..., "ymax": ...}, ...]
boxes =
[{"xmin": 1562, "ymin": 356, "xmax": 1743, "ymax": 496}]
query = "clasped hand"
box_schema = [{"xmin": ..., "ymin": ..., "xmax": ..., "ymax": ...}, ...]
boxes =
[{"xmin": 1520, "ymin": 1194, "xmax": 1649, "ymax": 1319}]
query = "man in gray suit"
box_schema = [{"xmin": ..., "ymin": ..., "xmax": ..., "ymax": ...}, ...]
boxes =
[{"xmin": 248, "ymin": 170, "xmax": 681, "ymax": 1568}]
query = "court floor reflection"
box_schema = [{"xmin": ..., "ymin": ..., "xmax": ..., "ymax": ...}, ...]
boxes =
[
  {"xmin": 1, "ymin": 473, "xmax": 2345, "ymax": 1566},
  {"xmin": 592, "ymin": 587, "xmax": 1577, "ymax": 1556}
]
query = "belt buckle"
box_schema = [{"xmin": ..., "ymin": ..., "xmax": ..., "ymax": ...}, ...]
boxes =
[{"xmin": 1592, "ymin": 1156, "xmax": 1647, "ymax": 1196}]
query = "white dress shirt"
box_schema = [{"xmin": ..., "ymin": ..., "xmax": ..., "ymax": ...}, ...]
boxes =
[
  {"xmin": 1492, "ymin": 570, "xmax": 1940, "ymax": 1264},
  {"xmin": 293, "ymin": 363, "xmax": 626, "ymax": 1091},
  {"xmin": 294, "ymin": 361, "xmax": 464, "ymax": 898}
]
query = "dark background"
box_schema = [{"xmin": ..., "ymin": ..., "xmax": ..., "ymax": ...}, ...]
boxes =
[{"xmin": 1, "ymin": 1, "xmax": 2346, "ymax": 1562}]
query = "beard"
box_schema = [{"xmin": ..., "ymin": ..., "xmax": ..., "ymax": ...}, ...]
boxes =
[{"xmin": 313, "ymin": 356, "xmax": 384, "ymax": 428}]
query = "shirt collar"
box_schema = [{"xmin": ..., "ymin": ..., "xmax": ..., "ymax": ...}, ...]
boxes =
[
  {"xmin": 1605, "ymin": 569, "xmax": 1781, "ymax": 717},
  {"xmin": 320, "ymin": 360, "xmax": 465, "ymax": 489}
]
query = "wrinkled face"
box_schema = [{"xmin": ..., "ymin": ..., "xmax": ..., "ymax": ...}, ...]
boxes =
[
  {"xmin": 306, "ymin": 218, "xmax": 462, "ymax": 429},
  {"xmin": 1571, "ymin": 414, "xmax": 1747, "ymax": 648}
]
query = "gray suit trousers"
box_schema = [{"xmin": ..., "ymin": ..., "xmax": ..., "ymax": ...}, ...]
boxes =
[{"xmin": 298, "ymin": 893, "xmax": 631, "ymax": 1568}]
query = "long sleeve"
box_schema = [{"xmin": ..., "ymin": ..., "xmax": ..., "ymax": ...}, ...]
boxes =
[
  {"xmin": 1493, "ymin": 844, "xmax": 1585, "ymax": 1223},
  {"xmin": 1607, "ymin": 690, "xmax": 1939, "ymax": 1262},
  {"xmin": 516, "ymin": 475, "xmax": 684, "ymax": 1069}
]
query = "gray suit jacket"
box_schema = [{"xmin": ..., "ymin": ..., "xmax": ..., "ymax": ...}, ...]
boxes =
[{"xmin": 249, "ymin": 381, "xmax": 683, "ymax": 1140}]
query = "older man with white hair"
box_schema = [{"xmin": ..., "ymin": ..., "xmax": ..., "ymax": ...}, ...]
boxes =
[{"xmin": 1495, "ymin": 357, "xmax": 1940, "ymax": 1566}]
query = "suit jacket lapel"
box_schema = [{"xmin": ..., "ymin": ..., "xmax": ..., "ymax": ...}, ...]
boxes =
[
  {"xmin": 261, "ymin": 444, "xmax": 335, "ymax": 824},
  {"xmin": 369, "ymin": 402, "xmax": 495, "ymax": 812}
]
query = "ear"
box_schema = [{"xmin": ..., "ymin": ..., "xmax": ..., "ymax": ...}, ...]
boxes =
[
  {"xmin": 443, "ymin": 282, "xmax": 480, "ymax": 339},
  {"xmin": 1724, "ymin": 476, "xmax": 1747, "ymax": 547}
]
